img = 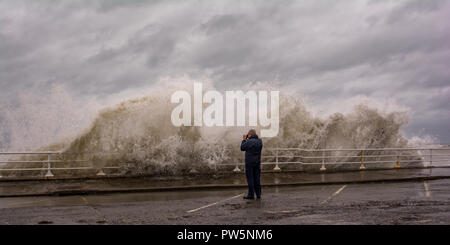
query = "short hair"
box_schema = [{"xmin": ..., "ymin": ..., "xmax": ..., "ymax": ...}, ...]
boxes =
[{"xmin": 248, "ymin": 129, "xmax": 256, "ymax": 136}]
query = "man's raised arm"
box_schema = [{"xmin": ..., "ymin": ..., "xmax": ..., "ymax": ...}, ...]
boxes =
[{"xmin": 241, "ymin": 134, "xmax": 252, "ymax": 151}]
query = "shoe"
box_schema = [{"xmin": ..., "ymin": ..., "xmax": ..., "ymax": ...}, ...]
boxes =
[
  {"xmin": 243, "ymin": 196, "xmax": 255, "ymax": 200},
  {"xmin": 256, "ymin": 196, "xmax": 261, "ymax": 199}
]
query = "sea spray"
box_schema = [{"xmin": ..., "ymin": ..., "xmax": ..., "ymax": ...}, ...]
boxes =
[
  {"xmin": 64, "ymin": 78, "xmax": 420, "ymax": 175},
  {"xmin": 0, "ymin": 77, "xmax": 423, "ymax": 176},
  {"xmin": 0, "ymin": 84, "xmax": 99, "ymax": 152}
]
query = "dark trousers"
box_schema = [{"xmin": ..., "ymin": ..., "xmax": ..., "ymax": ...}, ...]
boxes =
[{"xmin": 245, "ymin": 163, "xmax": 261, "ymax": 198}]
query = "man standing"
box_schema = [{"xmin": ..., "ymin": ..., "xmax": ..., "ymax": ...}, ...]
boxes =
[{"xmin": 240, "ymin": 129, "xmax": 263, "ymax": 200}]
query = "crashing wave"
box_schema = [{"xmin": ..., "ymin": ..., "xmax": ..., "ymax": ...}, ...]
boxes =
[{"xmin": 1, "ymin": 78, "xmax": 423, "ymax": 176}]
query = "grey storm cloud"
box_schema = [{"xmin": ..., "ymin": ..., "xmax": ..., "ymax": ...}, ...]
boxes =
[{"xmin": 0, "ymin": 0, "xmax": 449, "ymax": 142}]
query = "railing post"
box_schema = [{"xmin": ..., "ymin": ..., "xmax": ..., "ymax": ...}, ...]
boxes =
[
  {"xmin": 359, "ymin": 150, "xmax": 366, "ymax": 170},
  {"xmin": 233, "ymin": 163, "xmax": 241, "ymax": 172},
  {"xmin": 395, "ymin": 151, "xmax": 400, "ymax": 169},
  {"xmin": 320, "ymin": 150, "xmax": 326, "ymax": 171},
  {"xmin": 429, "ymin": 149, "xmax": 433, "ymax": 168},
  {"xmin": 273, "ymin": 148, "xmax": 281, "ymax": 171},
  {"xmin": 233, "ymin": 153, "xmax": 242, "ymax": 173},
  {"xmin": 45, "ymin": 154, "xmax": 54, "ymax": 178},
  {"xmin": 97, "ymin": 168, "xmax": 106, "ymax": 176}
]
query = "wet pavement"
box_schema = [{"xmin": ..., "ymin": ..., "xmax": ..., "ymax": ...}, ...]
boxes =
[
  {"xmin": 0, "ymin": 167, "xmax": 450, "ymax": 197},
  {"xmin": 0, "ymin": 178, "xmax": 449, "ymax": 225}
]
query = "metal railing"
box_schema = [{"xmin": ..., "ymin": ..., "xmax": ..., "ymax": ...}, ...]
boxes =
[
  {"xmin": 1, "ymin": 147, "xmax": 450, "ymax": 178},
  {"xmin": 225, "ymin": 147, "xmax": 450, "ymax": 172},
  {"xmin": 0, "ymin": 152, "xmax": 120, "ymax": 178}
]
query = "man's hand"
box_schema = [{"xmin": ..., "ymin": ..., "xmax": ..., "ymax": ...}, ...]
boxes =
[{"xmin": 243, "ymin": 134, "xmax": 247, "ymax": 140}]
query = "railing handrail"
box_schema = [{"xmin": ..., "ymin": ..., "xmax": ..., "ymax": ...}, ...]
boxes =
[
  {"xmin": 0, "ymin": 151, "xmax": 123, "ymax": 155},
  {"xmin": 263, "ymin": 147, "xmax": 450, "ymax": 151},
  {"xmin": 1, "ymin": 147, "xmax": 449, "ymax": 155},
  {"xmin": 0, "ymin": 152, "xmax": 63, "ymax": 155}
]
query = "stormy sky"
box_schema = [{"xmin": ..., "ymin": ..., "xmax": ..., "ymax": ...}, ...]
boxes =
[{"xmin": 0, "ymin": 0, "xmax": 449, "ymax": 143}]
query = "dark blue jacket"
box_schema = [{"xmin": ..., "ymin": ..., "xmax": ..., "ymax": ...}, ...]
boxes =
[{"xmin": 240, "ymin": 135, "xmax": 263, "ymax": 166}]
